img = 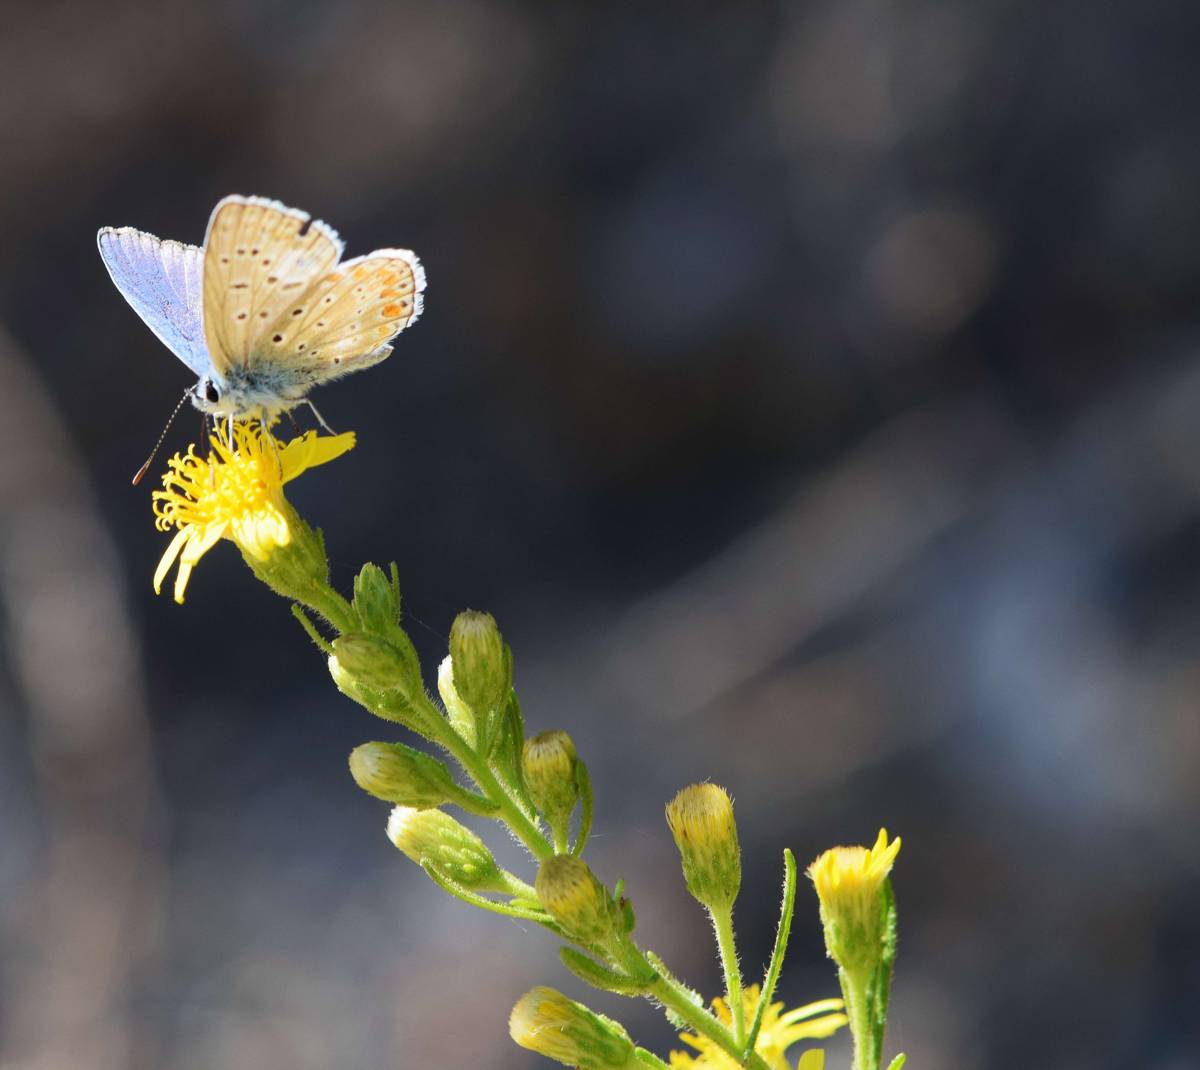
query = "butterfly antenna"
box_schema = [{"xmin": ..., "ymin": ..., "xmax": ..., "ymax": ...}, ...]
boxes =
[{"xmin": 131, "ymin": 387, "xmax": 192, "ymax": 485}]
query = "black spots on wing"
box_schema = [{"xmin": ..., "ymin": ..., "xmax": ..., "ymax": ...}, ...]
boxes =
[
  {"xmin": 272, "ymin": 334, "xmax": 283, "ymax": 343},
  {"xmin": 292, "ymin": 308, "xmax": 304, "ymax": 316}
]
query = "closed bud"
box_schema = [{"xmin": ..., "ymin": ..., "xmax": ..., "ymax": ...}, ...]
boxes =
[
  {"xmin": 509, "ymin": 987, "xmax": 639, "ymax": 1069},
  {"xmin": 437, "ymin": 655, "xmax": 476, "ymax": 746},
  {"xmin": 387, "ymin": 806, "xmax": 505, "ymax": 891},
  {"xmin": 349, "ymin": 742, "xmax": 457, "ymax": 808},
  {"xmin": 665, "ymin": 784, "xmax": 742, "ymax": 912},
  {"xmin": 449, "ymin": 609, "xmax": 510, "ymax": 716},
  {"xmin": 523, "ymin": 730, "xmax": 579, "ymax": 832},
  {"xmin": 536, "ymin": 855, "xmax": 618, "ymax": 945},
  {"xmin": 352, "ymin": 562, "xmax": 401, "ymax": 633},
  {"xmin": 331, "ymin": 633, "xmax": 420, "ymax": 697},
  {"xmin": 808, "ymin": 829, "xmax": 901, "ymax": 974}
]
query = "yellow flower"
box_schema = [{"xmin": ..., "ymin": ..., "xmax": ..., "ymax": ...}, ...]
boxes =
[
  {"xmin": 808, "ymin": 829, "xmax": 901, "ymax": 973},
  {"xmin": 669, "ymin": 986, "xmax": 846, "ymax": 1070},
  {"xmin": 151, "ymin": 422, "xmax": 354, "ymax": 603}
]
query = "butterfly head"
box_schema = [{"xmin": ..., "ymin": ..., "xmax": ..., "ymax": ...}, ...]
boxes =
[{"xmin": 191, "ymin": 376, "xmax": 224, "ymax": 414}]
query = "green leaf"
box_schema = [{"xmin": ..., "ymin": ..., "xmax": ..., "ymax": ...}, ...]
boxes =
[
  {"xmin": 572, "ymin": 760, "xmax": 594, "ymax": 855},
  {"xmin": 559, "ymin": 947, "xmax": 655, "ymax": 996},
  {"xmin": 744, "ymin": 848, "xmax": 797, "ymax": 1059}
]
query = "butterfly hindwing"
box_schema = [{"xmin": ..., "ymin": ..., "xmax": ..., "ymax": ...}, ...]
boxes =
[
  {"xmin": 97, "ymin": 227, "xmax": 210, "ymax": 378},
  {"xmin": 201, "ymin": 195, "xmax": 344, "ymax": 378},
  {"xmin": 251, "ymin": 249, "xmax": 425, "ymax": 385}
]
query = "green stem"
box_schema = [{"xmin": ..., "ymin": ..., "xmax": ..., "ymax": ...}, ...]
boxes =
[
  {"xmin": 431, "ymin": 703, "xmax": 553, "ymax": 860},
  {"xmin": 422, "ymin": 863, "xmax": 558, "ymax": 929},
  {"xmin": 840, "ymin": 966, "xmax": 874, "ymax": 1070},
  {"xmin": 710, "ymin": 905, "xmax": 745, "ymax": 1048},
  {"xmin": 302, "ymin": 581, "xmax": 357, "ymax": 634},
  {"xmin": 647, "ymin": 970, "xmax": 772, "ymax": 1070}
]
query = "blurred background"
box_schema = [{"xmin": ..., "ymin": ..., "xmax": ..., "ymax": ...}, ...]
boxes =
[{"xmin": 1, "ymin": 2, "xmax": 1198, "ymax": 1068}]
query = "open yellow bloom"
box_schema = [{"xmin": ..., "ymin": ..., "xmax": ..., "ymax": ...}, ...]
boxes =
[
  {"xmin": 151, "ymin": 422, "xmax": 355, "ymax": 603},
  {"xmin": 808, "ymin": 829, "xmax": 901, "ymax": 973},
  {"xmin": 669, "ymin": 986, "xmax": 846, "ymax": 1070}
]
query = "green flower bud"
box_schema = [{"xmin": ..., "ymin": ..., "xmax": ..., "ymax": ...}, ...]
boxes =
[
  {"xmin": 509, "ymin": 987, "xmax": 639, "ymax": 1069},
  {"xmin": 331, "ymin": 633, "xmax": 421, "ymax": 697},
  {"xmin": 665, "ymin": 784, "xmax": 742, "ymax": 912},
  {"xmin": 449, "ymin": 609, "xmax": 510, "ymax": 716},
  {"xmin": 437, "ymin": 655, "xmax": 476, "ymax": 746},
  {"xmin": 523, "ymin": 730, "xmax": 579, "ymax": 834},
  {"xmin": 351, "ymin": 562, "xmax": 401, "ymax": 633},
  {"xmin": 239, "ymin": 504, "xmax": 330, "ymax": 602},
  {"xmin": 535, "ymin": 855, "xmax": 619, "ymax": 945},
  {"xmin": 387, "ymin": 806, "xmax": 505, "ymax": 891},
  {"xmin": 349, "ymin": 742, "xmax": 458, "ymax": 808}
]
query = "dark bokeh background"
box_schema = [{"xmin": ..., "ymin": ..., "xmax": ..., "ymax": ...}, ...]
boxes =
[{"xmin": 2, "ymin": 3, "xmax": 1199, "ymax": 1068}]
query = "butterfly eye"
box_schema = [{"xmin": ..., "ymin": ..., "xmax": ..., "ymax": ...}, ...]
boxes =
[{"xmin": 204, "ymin": 380, "xmax": 221, "ymax": 404}]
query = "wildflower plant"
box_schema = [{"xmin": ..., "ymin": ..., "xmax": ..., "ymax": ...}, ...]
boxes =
[{"xmin": 149, "ymin": 419, "xmax": 908, "ymax": 1070}]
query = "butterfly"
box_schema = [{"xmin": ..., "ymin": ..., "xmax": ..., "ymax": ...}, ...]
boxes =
[{"xmin": 97, "ymin": 194, "xmax": 425, "ymax": 423}]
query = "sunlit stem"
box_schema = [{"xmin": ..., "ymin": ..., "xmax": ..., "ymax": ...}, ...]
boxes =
[
  {"xmin": 419, "ymin": 694, "xmax": 554, "ymax": 860},
  {"xmin": 710, "ymin": 904, "xmax": 745, "ymax": 1047}
]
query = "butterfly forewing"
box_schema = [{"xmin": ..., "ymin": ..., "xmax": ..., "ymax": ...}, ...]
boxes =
[
  {"xmin": 201, "ymin": 196, "xmax": 344, "ymax": 377},
  {"xmin": 254, "ymin": 250, "xmax": 425, "ymax": 381},
  {"xmin": 97, "ymin": 228, "xmax": 210, "ymax": 377}
]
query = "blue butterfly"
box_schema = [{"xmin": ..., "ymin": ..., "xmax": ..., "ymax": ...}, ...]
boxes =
[{"xmin": 98, "ymin": 195, "xmax": 425, "ymax": 421}]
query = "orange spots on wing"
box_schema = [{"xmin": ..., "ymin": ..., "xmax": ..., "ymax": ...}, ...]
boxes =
[
  {"xmin": 323, "ymin": 273, "xmax": 343, "ymax": 284},
  {"xmin": 381, "ymin": 304, "xmax": 403, "ymax": 318},
  {"xmin": 379, "ymin": 288, "xmax": 398, "ymax": 299},
  {"xmin": 378, "ymin": 271, "xmax": 399, "ymax": 285},
  {"xmin": 352, "ymin": 266, "xmax": 368, "ymax": 280}
]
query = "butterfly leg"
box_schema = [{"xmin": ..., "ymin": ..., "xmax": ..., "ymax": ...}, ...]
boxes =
[
  {"xmin": 260, "ymin": 413, "xmax": 283, "ymax": 477},
  {"xmin": 303, "ymin": 398, "xmax": 337, "ymax": 435}
]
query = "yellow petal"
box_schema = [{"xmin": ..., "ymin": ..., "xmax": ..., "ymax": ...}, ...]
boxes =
[
  {"xmin": 279, "ymin": 430, "xmax": 356, "ymax": 482},
  {"xmin": 230, "ymin": 504, "xmax": 291, "ymax": 560},
  {"xmin": 154, "ymin": 528, "xmax": 190, "ymax": 595},
  {"xmin": 796, "ymin": 1051, "xmax": 825, "ymax": 1070}
]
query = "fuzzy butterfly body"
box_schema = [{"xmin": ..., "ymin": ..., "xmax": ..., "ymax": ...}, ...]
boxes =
[{"xmin": 98, "ymin": 195, "xmax": 425, "ymax": 419}]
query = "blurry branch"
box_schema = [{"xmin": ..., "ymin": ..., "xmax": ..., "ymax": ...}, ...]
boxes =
[
  {"xmin": 529, "ymin": 397, "xmax": 1021, "ymax": 724},
  {"xmin": 0, "ymin": 326, "xmax": 164, "ymax": 1070}
]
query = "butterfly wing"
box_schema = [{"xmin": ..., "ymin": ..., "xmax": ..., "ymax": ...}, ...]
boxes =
[
  {"xmin": 97, "ymin": 227, "xmax": 211, "ymax": 378},
  {"xmin": 201, "ymin": 195, "xmax": 344, "ymax": 379},
  {"xmin": 249, "ymin": 249, "xmax": 425, "ymax": 388}
]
